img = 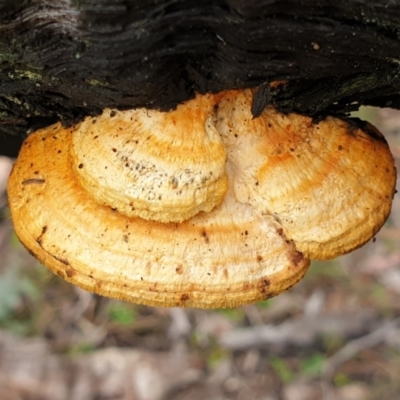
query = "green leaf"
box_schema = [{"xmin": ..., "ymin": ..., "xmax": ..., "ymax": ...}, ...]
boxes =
[
  {"xmin": 269, "ymin": 356, "xmax": 294, "ymax": 384},
  {"xmin": 300, "ymin": 353, "xmax": 325, "ymax": 376},
  {"xmin": 334, "ymin": 372, "xmax": 351, "ymax": 387},
  {"xmin": 107, "ymin": 302, "xmax": 137, "ymax": 325}
]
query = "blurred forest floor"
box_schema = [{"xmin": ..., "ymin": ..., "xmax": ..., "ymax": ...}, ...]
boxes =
[{"xmin": 0, "ymin": 107, "xmax": 400, "ymax": 400}]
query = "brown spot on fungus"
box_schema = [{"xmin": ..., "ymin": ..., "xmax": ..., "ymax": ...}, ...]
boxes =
[
  {"xmin": 21, "ymin": 178, "xmax": 45, "ymax": 185},
  {"xmin": 259, "ymin": 278, "xmax": 271, "ymax": 294},
  {"xmin": 54, "ymin": 256, "xmax": 70, "ymax": 266},
  {"xmin": 201, "ymin": 229, "xmax": 209, "ymax": 244},
  {"xmin": 66, "ymin": 268, "xmax": 75, "ymax": 278},
  {"xmin": 36, "ymin": 225, "xmax": 48, "ymax": 246},
  {"xmin": 176, "ymin": 265, "xmax": 183, "ymax": 274},
  {"xmin": 290, "ymin": 251, "xmax": 304, "ymax": 267}
]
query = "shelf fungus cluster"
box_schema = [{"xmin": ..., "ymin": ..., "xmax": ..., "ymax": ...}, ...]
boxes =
[{"xmin": 7, "ymin": 90, "xmax": 397, "ymax": 308}]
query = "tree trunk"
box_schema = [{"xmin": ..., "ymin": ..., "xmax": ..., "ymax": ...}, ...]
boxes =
[{"xmin": 1, "ymin": 0, "xmax": 400, "ymax": 156}]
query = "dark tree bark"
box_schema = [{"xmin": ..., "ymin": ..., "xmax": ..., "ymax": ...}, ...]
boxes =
[{"xmin": 1, "ymin": 0, "xmax": 400, "ymax": 156}]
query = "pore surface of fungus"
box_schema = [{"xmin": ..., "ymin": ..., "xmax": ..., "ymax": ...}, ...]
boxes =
[{"xmin": 216, "ymin": 90, "xmax": 397, "ymax": 259}]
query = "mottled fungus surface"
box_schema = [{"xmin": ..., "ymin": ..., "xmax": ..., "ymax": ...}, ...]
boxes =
[{"xmin": 7, "ymin": 90, "xmax": 396, "ymax": 308}]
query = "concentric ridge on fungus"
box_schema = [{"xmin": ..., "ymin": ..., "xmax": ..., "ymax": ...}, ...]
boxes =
[{"xmin": 7, "ymin": 89, "xmax": 397, "ymax": 308}]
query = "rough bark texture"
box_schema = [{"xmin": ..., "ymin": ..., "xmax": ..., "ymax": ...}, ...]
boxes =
[{"xmin": 1, "ymin": 0, "xmax": 400, "ymax": 156}]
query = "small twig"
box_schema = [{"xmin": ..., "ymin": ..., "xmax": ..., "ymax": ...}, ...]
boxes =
[
  {"xmin": 168, "ymin": 308, "xmax": 191, "ymax": 340},
  {"xmin": 219, "ymin": 311, "xmax": 376, "ymax": 350},
  {"xmin": 322, "ymin": 317, "xmax": 400, "ymax": 378},
  {"xmin": 242, "ymin": 304, "xmax": 264, "ymax": 326}
]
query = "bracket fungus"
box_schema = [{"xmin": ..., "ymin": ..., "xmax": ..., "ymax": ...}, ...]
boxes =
[
  {"xmin": 216, "ymin": 90, "xmax": 397, "ymax": 260},
  {"xmin": 7, "ymin": 89, "xmax": 397, "ymax": 308},
  {"xmin": 71, "ymin": 93, "xmax": 228, "ymax": 223}
]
